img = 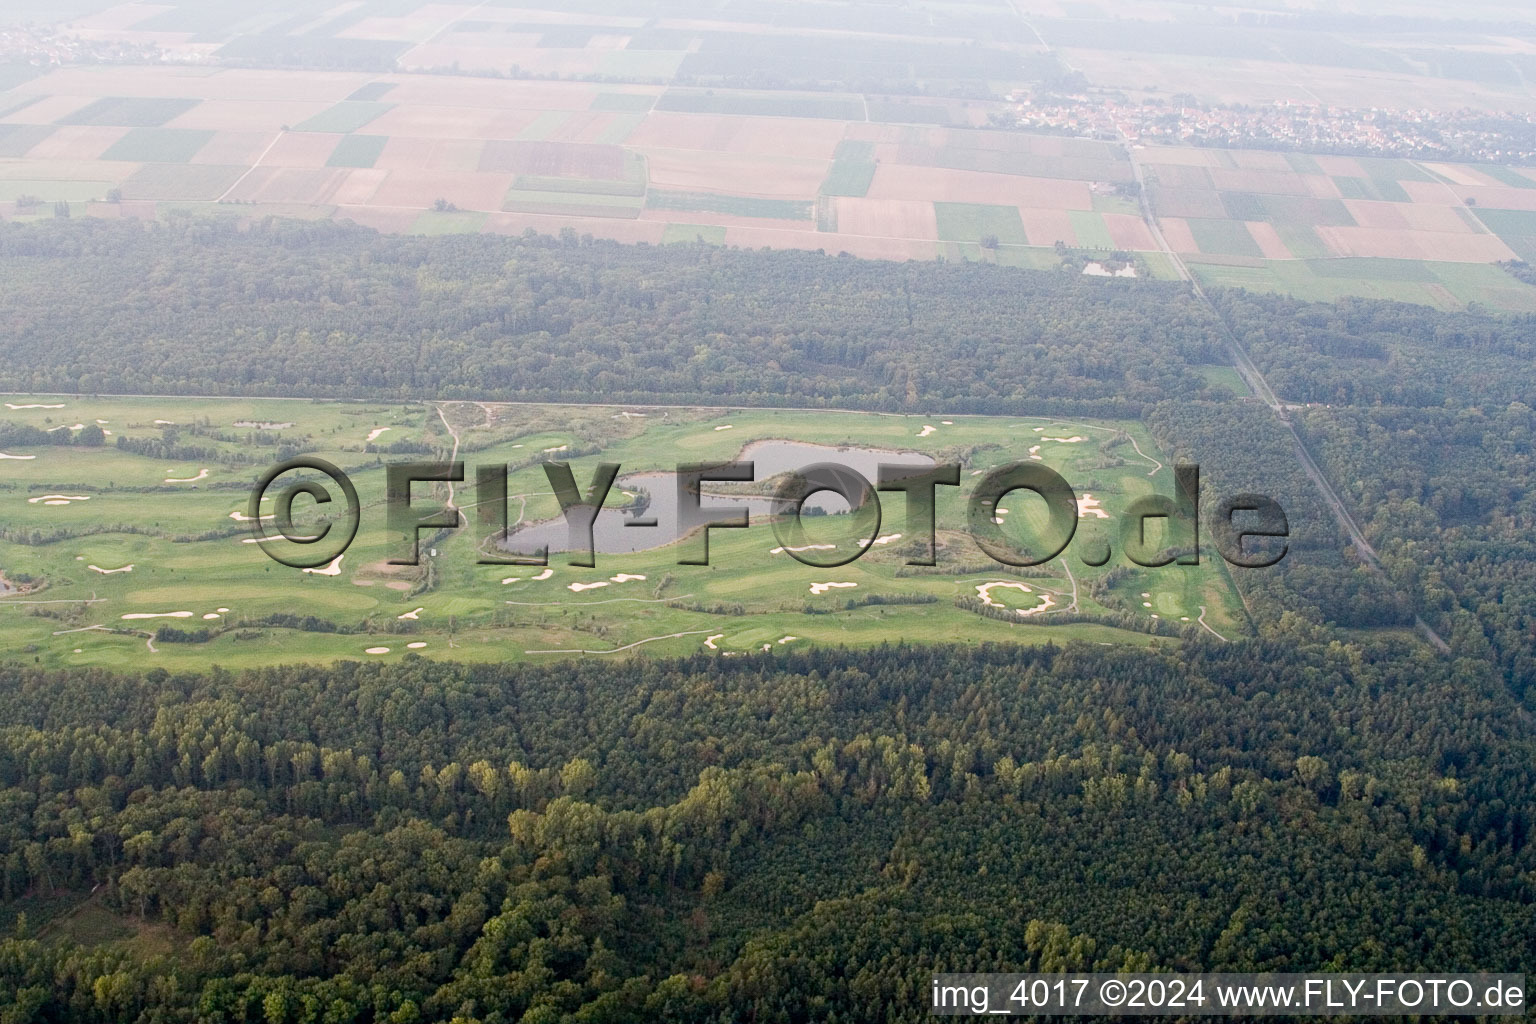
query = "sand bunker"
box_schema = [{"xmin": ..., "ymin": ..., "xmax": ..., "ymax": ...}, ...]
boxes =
[
  {"xmin": 5, "ymin": 403, "xmax": 63, "ymax": 410},
  {"xmin": 1042, "ymin": 436, "xmax": 1086, "ymax": 443},
  {"xmin": 165, "ymin": 469, "xmax": 208, "ymax": 483},
  {"xmin": 941, "ymin": 421, "xmax": 954, "ymax": 425},
  {"xmin": 500, "ymin": 576, "xmax": 522, "ymax": 584},
  {"xmin": 809, "ymin": 581, "xmax": 858, "ymax": 595},
  {"xmin": 366, "ymin": 427, "xmax": 391, "ymax": 442},
  {"xmin": 229, "ymin": 510, "xmax": 274, "ymax": 522},
  {"xmin": 1078, "ymin": 494, "xmax": 1109, "ymax": 519},
  {"xmin": 31, "ymin": 494, "xmax": 90, "ymax": 505},
  {"xmin": 398, "ymin": 607, "xmax": 423, "ymax": 620},
  {"xmin": 407, "ymin": 642, "xmax": 427, "ymax": 649},
  {"xmin": 610, "ymin": 573, "xmax": 647, "ymax": 583},
  {"xmin": 154, "ymin": 419, "xmax": 175, "ymax": 425},
  {"xmin": 918, "ymin": 425, "xmax": 936, "ymax": 437},
  {"xmin": 860, "ymin": 533, "xmax": 903, "ymax": 548},
  {"xmin": 976, "ymin": 581, "xmax": 1057, "ymax": 618},
  {"xmin": 122, "ymin": 611, "xmax": 194, "ymax": 620},
  {"xmin": 0, "ymin": 453, "xmax": 35, "ymax": 460},
  {"xmin": 1028, "ymin": 445, "xmax": 1042, "ymax": 461},
  {"xmin": 569, "ymin": 581, "xmax": 610, "ymax": 592},
  {"xmin": 714, "ymin": 425, "xmax": 734, "ymax": 431},
  {"xmin": 532, "ymin": 568, "xmax": 554, "ymax": 581},
  {"xmin": 778, "ymin": 636, "xmax": 798, "ymax": 644},
  {"xmin": 88, "ymin": 564, "xmax": 133, "ymax": 574},
  {"xmin": 302, "ymin": 555, "xmax": 344, "ymax": 576},
  {"xmin": 365, "ymin": 647, "xmax": 390, "ymax": 655},
  {"xmin": 1142, "ymin": 601, "xmax": 1152, "ymax": 607},
  {"xmin": 615, "ymin": 411, "xmax": 647, "ymax": 419},
  {"xmin": 543, "ymin": 445, "xmax": 568, "ymax": 453},
  {"xmin": 771, "ymin": 543, "xmax": 837, "ymax": 555},
  {"xmin": 202, "ymin": 613, "xmax": 220, "ymax": 620},
  {"xmin": 95, "ymin": 419, "xmax": 108, "ymax": 425}
]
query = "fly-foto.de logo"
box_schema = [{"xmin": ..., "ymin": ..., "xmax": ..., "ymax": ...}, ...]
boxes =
[{"xmin": 247, "ymin": 455, "xmax": 1289, "ymax": 573}]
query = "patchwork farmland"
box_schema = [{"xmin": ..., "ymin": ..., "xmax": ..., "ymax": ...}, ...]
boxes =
[{"xmin": 2, "ymin": 60, "xmax": 1536, "ymax": 308}]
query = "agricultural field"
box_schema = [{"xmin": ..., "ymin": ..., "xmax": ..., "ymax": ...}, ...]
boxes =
[
  {"xmin": 0, "ymin": 397, "xmax": 1243, "ymax": 670},
  {"xmin": 5, "ymin": 5, "xmax": 1536, "ymax": 307}
]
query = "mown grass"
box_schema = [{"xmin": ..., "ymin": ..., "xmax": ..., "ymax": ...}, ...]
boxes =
[{"xmin": 0, "ymin": 399, "xmax": 1245, "ymax": 671}]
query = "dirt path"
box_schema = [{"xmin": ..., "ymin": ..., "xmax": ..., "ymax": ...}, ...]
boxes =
[
  {"xmin": 1125, "ymin": 435, "xmax": 1163, "ymax": 476},
  {"xmin": 434, "ymin": 402, "xmax": 466, "ymax": 529},
  {"xmin": 525, "ymin": 628, "xmax": 719, "ymax": 655},
  {"xmin": 1196, "ymin": 605, "xmax": 1229, "ymax": 643}
]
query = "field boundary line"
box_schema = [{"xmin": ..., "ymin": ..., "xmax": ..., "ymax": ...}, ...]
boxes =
[{"xmin": 217, "ymin": 130, "xmax": 285, "ymax": 203}]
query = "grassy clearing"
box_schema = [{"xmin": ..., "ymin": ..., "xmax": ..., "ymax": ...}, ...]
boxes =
[
  {"xmin": 1192, "ymin": 364, "xmax": 1251, "ymax": 397},
  {"xmin": 0, "ymin": 398, "xmax": 1244, "ymax": 671}
]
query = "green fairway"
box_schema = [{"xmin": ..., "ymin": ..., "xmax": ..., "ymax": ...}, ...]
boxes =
[{"xmin": 0, "ymin": 398, "xmax": 1244, "ymax": 670}]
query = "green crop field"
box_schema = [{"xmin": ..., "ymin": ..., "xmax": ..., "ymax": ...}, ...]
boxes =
[
  {"xmin": 1188, "ymin": 256, "xmax": 1536, "ymax": 311},
  {"xmin": 294, "ymin": 101, "xmax": 394, "ymax": 134},
  {"xmin": 1186, "ymin": 217, "xmax": 1264, "ymax": 258},
  {"xmin": 59, "ymin": 96, "xmax": 200, "ymax": 128},
  {"xmin": 326, "ymin": 134, "xmax": 388, "ymax": 169},
  {"xmin": 645, "ymin": 191, "xmax": 813, "ymax": 219},
  {"xmin": 655, "ymin": 89, "xmax": 864, "ymax": 120},
  {"xmin": 935, "ymin": 202, "xmax": 1029, "ymax": 245},
  {"xmin": 0, "ymin": 397, "xmax": 1243, "ymax": 670},
  {"xmin": 661, "ymin": 223, "xmax": 727, "ymax": 244},
  {"xmin": 101, "ymin": 128, "xmax": 215, "ymax": 163},
  {"xmin": 1068, "ymin": 210, "xmax": 1115, "ymax": 248}
]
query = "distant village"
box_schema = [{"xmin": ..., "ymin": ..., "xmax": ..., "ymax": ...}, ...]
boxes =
[{"xmin": 1005, "ymin": 91, "xmax": 1536, "ymax": 166}]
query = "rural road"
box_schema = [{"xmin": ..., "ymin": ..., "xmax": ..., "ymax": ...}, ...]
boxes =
[{"xmin": 1122, "ymin": 142, "xmax": 1451, "ymax": 653}]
